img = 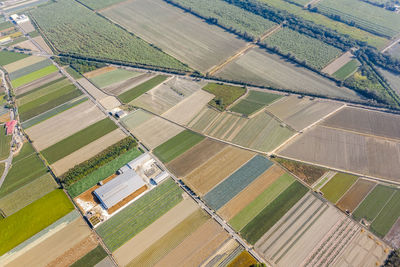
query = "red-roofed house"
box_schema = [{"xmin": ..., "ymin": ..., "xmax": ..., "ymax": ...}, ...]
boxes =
[{"xmin": 5, "ymin": 120, "xmax": 16, "ymax": 135}]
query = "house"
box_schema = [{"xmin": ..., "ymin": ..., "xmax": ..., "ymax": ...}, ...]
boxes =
[{"xmin": 5, "ymin": 120, "xmax": 16, "ymax": 135}]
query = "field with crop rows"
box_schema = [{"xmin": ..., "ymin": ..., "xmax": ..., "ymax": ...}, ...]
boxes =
[
  {"xmin": 11, "ymin": 65, "xmax": 58, "ymax": 88},
  {"xmin": 90, "ymin": 69, "xmax": 141, "ymax": 89},
  {"xmin": 0, "ymin": 126, "xmax": 11, "ymax": 160},
  {"xmin": 70, "ymin": 245, "xmax": 108, "ymax": 267},
  {"xmin": 316, "ymin": 0, "xmax": 400, "ymax": 37},
  {"xmin": 8, "ymin": 59, "xmax": 52, "ymax": 81},
  {"xmin": 0, "ymin": 189, "xmax": 74, "ymax": 256},
  {"xmin": 30, "ymin": 0, "xmax": 188, "ymax": 71},
  {"xmin": 336, "ymin": 179, "xmax": 376, "ymax": 213},
  {"xmin": 96, "ymin": 179, "xmax": 183, "ymax": 251},
  {"xmin": 216, "ymin": 47, "xmax": 361, "ymax": 100},
  {"xmin": 333, "ymin": 59, "xmax": 360, "ymax": 80},
  {"xmin": 369, "ymin": 190, "xmax": 400, "ymax": 237},
  {"xmin": 0, "ymin": 51, "xmax": 28, "ymax": 66},
  {"xmin": 263, "ymin": 27, "xmax": 342, "ymax": 70},
  {"xmin": 230, "ymin": 90, "xmax": 282, "ymax": 116},
  {"xmin": 119, "ymin": 75, "xmax": 168, "ymax": 103},
  {"xmin": 320, "ymin": 173, "xmax": 358, "ymax": 203},
  {"xmin": 101, "ymin": 0, "xmax": 247, "ymax": 72},
  {"xmin": 204, "ymin": 155, "xmax": 272, "ymax": 210}
]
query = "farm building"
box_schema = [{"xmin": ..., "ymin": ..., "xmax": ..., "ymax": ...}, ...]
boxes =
[
  {"xmin": 5, "ymin": 120, "xmax": 16, "ymax": 135},
  {"xmin": 10, "ymin": 14, "xmax": 29, "ymax": 24},
  {"xmin": 94, "ymin": 169, "xmax": 146, "ymax": 210}
]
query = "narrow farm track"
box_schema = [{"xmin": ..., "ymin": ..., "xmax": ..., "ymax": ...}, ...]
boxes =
[{"xmin": 381, "ymin": 35, "xmax": 400, "ymax": 53}]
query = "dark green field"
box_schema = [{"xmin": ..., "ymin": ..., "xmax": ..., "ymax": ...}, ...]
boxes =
[
  {"xmin": 119, "ymin": 75, "xmax": 168, "ymax": 103},
  {"xmin": 70, "ymin": 245, "xmax": 108, "ymax": 267},
  {"xmin": 333, "ymin": 59, "xmax": 360, "ymax": 80},
  {"xmin": 202, "ymin": 83, "xmax": 246, "ymax": 111},
  {"xmin": 0, "ymin": 51, "xmax": 28, "ymax": 66},
  {"xmin": 230, "ymin": 91, "xmax": 282, "ymax": 116},
  {"xmin": 370, "ymin": 190, "xmax": 400, "ymax": 237}
]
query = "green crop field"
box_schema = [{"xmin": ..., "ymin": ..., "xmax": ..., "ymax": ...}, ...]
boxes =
[
  {"xmin": 230, "ymin": 90, "xmax": 282, "ymax": 116},
  {"xmin": 263, "ymin": 27, "xmax": 342, "ymax": 70},
  {"xmin": 202, "ymin": 83, "xmax": 246, "ymax": 111},
  {"xmin": 320, "ymin": 173, "xmax": 358, "ymax": 203},
  {"xmin": 70, "ymin": 245, "xmax": 108, "ymax": 267},
  {"xmin": 29, "ymin": 0, "xmax": 189, "ymax": 71},
  {"xmin": 0, "ymin": 51, "xmax": 28, "ymax": 66},
  {"xmin": 333, "ymin": 59, "xmax": 360, "ymax": 80},
  {"xmin": 230, "ymin": 173, "xmax": 295, "ymax": 231},
  {"xmin": 67, "ymin": 148, "xmax": 142, "ymax": 198},
  {"xmin": 0, "ymin": 189, "xmax": 73, "ymax": 256},
  {"xmin": 9, "ymin": 59, "xmax": 52, "ymax": 81},
  {"xmin": 353, "ymin": 185, "xmax": 396, "ymax": 222},
  {"xmin": 66, "ymin": 66, "xmax": 83, "ymax": 79},
  {"xmin": 11, "ymin": 65, "xmax": 58, "ymax": 88},
  {"xmin": 240, "ymin": 181, "xmax": 308, "ymax": 244},
  {"xmin": 90, "ymin": 69, "xmax": 141, "ymax": 88},
  {"xmin": 316, "ymin": 0, "xmax": 400, "ymax": 38},
  {"xmin": 16, "ymin": 77, "xmax": 65, "ymax": 99},
  {"xmin": 153, "ymin": 130, "xmax": 204, "ymax": 163},
  {"xmin": 258, "ymin": 0, "xmax": 388, "ymax": 49},
  {"xmin": 119, "ymin": 75, "xmax": 168, "ymax": 103},
  {"xmin": 370, "ymin": 190, "xmax": 400, "ymax": 237},
  {"xmin": 0, "ymin": 126, "xmax": 11, "ymax": 160},
  {"xmin": 96, "ymin": 178, "xmax": 182, "ymax": 251},
  {"xmin": 165, "ymin": 0, "xmax": 276, "ymax": 39},
  {"xmin": 41, "ymin": 118, "xmax": 118, "ymax": 164}
]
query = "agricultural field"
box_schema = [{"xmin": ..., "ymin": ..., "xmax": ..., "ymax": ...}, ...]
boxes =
[
  {"xmin": 0, "ymin": 189, "xmax": 74, "ymax": 255},
  {"xmin": 89, "ymin": 68, "xmax": 141, "ymax": 89},
  {"xmin": 387, "ymin": 43, "xmax": 400, "ymax": 59},
  {"xmin": 263, "ymin": 27, "xmax": 342, "ymax": 70},
  {"xmin": 265, "ymin": 95, "xmax": 343, "ymax": 131},
  {"xmin": 316, "ymin": 0, "xmax": 400, "ymax": 38},
  {"xmin": 216, "ymin": 47, "xmax": 362, "ymax": 101},
  {"xmin": 70, "ymin": 245, "xmax": 108, "ymax": 267},
  {"xmin": 202, "ymin": 83, "xmax": 246, "ymax": 111},
  {"xmin": 30, "ymin": 0, "xmax": 189, "ymax": 71},
  {"xmin": 153, "ymin": 130, "xmax": 204, "ymax": 163},
  {"xmin": 228, "ymin": 251, "xmax": 257, "ymax": 267},
  {"xmin": 3, "ymin": 55, "xmax": 46, "ymax": 73},
  {"xmin": 333, "ymin": 59, "xmax": 360, "ymax": 80},
  {"xmin": 204, "ymin": 155, "xmax": 273, "ymax": 210},
  {"xmin": 96, "ymin": 178, "xmax": 183, "ymax": 251},
  {"xmin": 77, "ymin": 0, "xmax": 125, "ymax": 10},
  {"xmin": 0, "ymin": 51, "xmax": 28, "ymax": 66},
  {"xmin": 378, "ymin": 67, "xmax": 400, "ymax": 97},
  {"xmin": 277, "ymin": 125, "xmax": 400, "ymax": 182},
  {"xmin": 101, "ymin": 0, "xmax": 247, "ymax": 72},
  {"xmin": 11, "ymin": 65, "xmax": 58, "ymax": 88},
  {"xmin": 230, "ymin": 90, "xmax": 282, "ymax": 116},
  {"xmin": 14, "ymin": 72, "xmax": 63, "ymax": 96},
  {"xmin": 0, "ymin": 126, "xmax": 11, "ymax": 160},
  {"xmin": 103, "ymin": 73, "xmax": 156, "ymax": 96},
  {"xmin": 165, "ymin": 0, "xmax": 277, "ymax": 39},
  {"xmin": 119, "ymin": 75, "xmax": 169, "ymax": 104},
  {"xmin": 76, "ymin": 78, "xmax": 120, "ymax": 110},
  {"xmin": 320, "ymin": 173, "xmax": 358, "ymax": 203},
  {"xmin": 336, "ymin": 179, "xmax": 376, "ymax": 213},
  {"xmin": 8, "ymin": 59, "xmax": 52, "ymax": 81}
]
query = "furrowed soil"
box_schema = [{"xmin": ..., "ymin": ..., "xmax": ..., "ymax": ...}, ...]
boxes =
[{"xmin": 336, "ymin": 179, "xmax": 376, "ymax": 213}]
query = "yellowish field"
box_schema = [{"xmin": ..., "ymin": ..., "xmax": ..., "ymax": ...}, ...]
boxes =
[
  {"xmin": 32, "ymin": 36, "xmax": 53, "ymax": 55},
  {"xmin": 3, "ymin": 56, "xmax": 46, "ymax": 73},
  {"xmin": 84, "ymin": 66, "xmax": 116, "ymax": 79},
  {"xmin": 11, "ymin": 40, "xmax": 40, "ymax": 52}
]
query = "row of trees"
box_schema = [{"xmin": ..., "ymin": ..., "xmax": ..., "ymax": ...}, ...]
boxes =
[{"xmin": 52, "ymin": 56, "xmax": 106, "ymax": 74}]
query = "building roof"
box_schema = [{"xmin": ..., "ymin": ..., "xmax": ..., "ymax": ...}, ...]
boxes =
[
  {"xmin": 6, "ymin": 120, "xmax": 16, "ymax": 135},
  {"xmin": 94, "ymin": 169, "xmax": 145, "ymax": 209}
]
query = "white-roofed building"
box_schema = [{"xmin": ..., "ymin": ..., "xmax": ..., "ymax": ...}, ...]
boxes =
[{"xmin": 94, "ymin": 169, "xmax": 145, "ymax": 210}]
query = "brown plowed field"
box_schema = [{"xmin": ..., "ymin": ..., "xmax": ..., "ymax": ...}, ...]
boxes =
[
  {"xmin": 336, "ymin": 179, "xmax": 376, "ymax": 212},
  {"xmin": 218, "ymin": 165, "xmax": 284, "ymax": 220},
  {"xmin": 384, "ymin": 217, "xmax": 400, "ymax": 249},
  {"xmin": 155, "ymin": 219, "xmax": 229, "ymax": 267},
  {"xmin": 84, "ymin": 66, "xmax": 116, "ymax": 79},
  {"xmin": 183, "ymin": 146, "xmax": 254, "ymax": 196},
  {"xmin": 166, "ymin": 139, "xmax": 227, "ymax": 177}
]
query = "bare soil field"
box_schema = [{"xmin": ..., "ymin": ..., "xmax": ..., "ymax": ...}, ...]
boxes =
[
  {"xmin": 121, "ymin": 109, "xmax": 153, "ymax": 130},
  {"xmin": 5, "ymin": 216, "xmax": 91, "ymax": 267},
  {"xmin": 51, "ymin": 129, "xmax": 126, "ymax": 175},
  {"xmin": 114, "ymin": 198, "xmax": 198, "ymax": 266},
  {"xmin": 25, "ymin": 100, "xmax": 105, "ymax": 151},
  {"xmin": 201, "ymin": 239, "xmax": 240, "ymax": 267},
  {"xmin": 14, "ymin": 72, "xmax": 63, "ymax": 96},
  {"xmin": 99, "ymin": 96, "xmax": 121, "ymax": 110},
  {"xmin": 384, "ymin": 217, "xmax": 400, "ymax": 249},
  {"xmin": 265, "ymin": 95, "xmax": 343, "ymax": 131},
  {"xmin": 84, "ymin": 66, "xmax": 116, "ymax": 79},
  {"xmin": 130, "ymin": 116, "xmax": 184, "ymax": 149},
  {"xmin": 3, "ymin": 55, "xmax": 45, "ymax": 73},
  {"xmin": 183, "ymin": 146, "xmax": 254, "ymax": 196},
  {"xmin": 77, "ymin": 78, "xmax": 120, "ymax": 109},
  {"xmin": 322, "ymin": 106, "xmax": 400, "ymax": 141},
  {"xmin": 162, "ymin": 89, "xmax": 214, "ymax": 125},
  {"xmin": 166, "ymin": 138, "xmax": 227, "ymax": 177},
  {"xmin": 18, "ymin": 21, "xmax": 35, "ymax": 33},
  {"xmin": 103, "ymin": 73, "xmax": 155, "ymax": 96},
  {"xmin": 218, "ymin": 165, "xmax": 284, "ymax": 221},
  {"xmin": 321, "ymin": 51, "xmax": 355, "ymax": 75},
  {"xmin": 278, "ymin": 125, "xmax": 400, "ymax": 182},
  {"xmin": 11, "ymin": 40, "xmax": 40, "ymax": 52},
  {"xmin": 216, "ymin": 47, "xmax": 362, "ymax": 101},
  {"xmin": 154, "ymin": 219, "xmax": 229, "ymax": 267},
  {"xmin": 101, "ymin": 0, "xmax": 247, "ymax": 72},
  {"xmin": 32, "ymin": 36, "xmax": 53, "ymax": 54},
  {"xmin": 336, "ymin": 179, "xmax": 376, "ymax": 213}
]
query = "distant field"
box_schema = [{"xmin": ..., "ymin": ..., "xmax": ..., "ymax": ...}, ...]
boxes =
[
  {"xmin": 230, "ymin": 90, "xmax": 282, "ymax": 116},
  {"xmin": 320, "ymin": 173, "xmax": 358, "ymax": 203},
  {"xmin": 263, "ymin": 27, "xmax": 342, "ymax": 70},
  {"xmin": 77, "ymin": 0, "xmax": 125, "ymax": 10},
  {"xmin": 202, "ymin": 83, "xmax": 246, "ymax": 111},
  {"xmin": 11, "ymin": 65, "xmax": 58, "ymax": 88},
  {"xmin": 388, "ymin": 43, "xmax": 400, "ymax": 60},
  {"xmin": 336, "ymin": 179, "xmax": 376, "ymax": 213},
  {"xmin": 9, "ymin": 59, "xmax": 52, "ymax": 81},
  {"xmin": 333, "ymin": 59, "xmax": 360, "ymax": 80},
  {"xmin": 41, "ymin": 118, "xmax": 118, "ymax": 164},
  {"xmin": 90, "ymin": 69, "xmax": 140, "ymax": 89},
  {"xmin": 101, "ymin": 0, "xmax": 247, "ymax": 72},
  {"xmin": 370, "ymin": 190, "xmax": 400, "ymax": 237},
  {"xmin": 30, "ymin": 0, "xmax": 188, "ymax": 71},
  {"xmin": 0, "ymin": 126, "xmax": 11, "ymax": 160},
  {"xmin": 0, "ymin": 51, "xmax": 28, "ymax": 66},
  {"xmin": 97, "ymin": 179, "xmax": 182, "ymax": 251},
  {"xmin": 66, "ymin": 66, "xmax": 82, "ymax": 80},
  {"xmin": 119, "ymin": 75, "xmax": 168, "ymax": 103},
  {"xmin": 0, "ymin": 189, "xmax": 74, "ymax": 256},
  {"xmin": 70, "ymin": 245, "xmax": 108, "ymax": 267},
  {"xmin": 378, "ymin": 67, "xmax": 400, "ymax": 97},
  {"xmin": 153, "ymin": 130, "xmax": 204, "ymax": 163},
  {"xmin": 316, "ymin": 0, "xmax": 400, "ymax": 38},
  {"xmin": 228, "ymin": 251, "xmax": 257, "ymax": 267}
]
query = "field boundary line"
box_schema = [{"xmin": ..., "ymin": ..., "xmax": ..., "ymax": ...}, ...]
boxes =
[
  {"xmin": 312, "ymin": 171, "xmax": 337, "ymax": 190},
  {"xmin": 351, "ymin": 182, "xmax": 378, "ymax": 214},
  {"xmin": 370, "ymin": 189, "xmax": 397, "ymax": 224},
  {"xmin": 334, "ymin": 177, "xmax": 360, "ymax": 205}
]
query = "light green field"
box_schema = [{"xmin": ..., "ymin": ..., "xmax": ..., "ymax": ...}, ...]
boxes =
[
  {"xmin": 230, "ymin": 91, "xmax": 282, "ymax": 116},
  {"xmin": 11, "ymin": 65, "xmax": 58, "ymax": 88},
  {"xmin": 320, "ymin": 173, "xmax": 358, "ymax": 203},
  {"xmin": 370, "ymin": 190, "xmax": 400, "ymax": 237},
  {"xmin": 202, "ymin": 83, "xmax": 246, "ymax": 111},
  {"xmin": 333, "ymin": 59, "xmax": 360, "ymax": 80},
  {"xmin": 90, "ymin": 69, "xmax": 141, "ymax": 88},
  {"xmin": 120, "ymin": 75, "xmax": 168, "ymax": 103}
]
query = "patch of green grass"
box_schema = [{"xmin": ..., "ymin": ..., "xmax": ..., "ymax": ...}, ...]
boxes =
[
  {"xmin": 229, "ymin": 173, "xmax": 294, "ymax": 231},
  {"xmin": 230, "ymin": 100, "xmax": 265, "ymax": 116},
  {"xmin": 230, "ymin": 90, "xmax": 282, "ymax": 116},
  {"xmin": 11, "ymin": 65, "xmax": 58, "ymax": 88},
  {"xmin": 153, "ymin": 130, "xmax": 204, "ymax": 163},
  {"xmin": 9, "ymin": 59, "xmax": 52, "ymax": 80},
  {"xmin": 370, "ymin": 190, "xmax": 400, "ymax": 237},
  {"xmin": 42, "ymin": 118, "xmax": 118, "ymax": 164},
  {"xmin": 67, "ymin": 148, "xmax": 142, "ymax": 198},
  {"xmin": 96, "ymin": 178, "xmax": 182, "ymax": 251},
  {"xmin": 202, "ymin": 83, "xmax": 246, "ymax": 111},
  {"xmin": 0, "ymin": 189, "xmax": 74, "ymax": 256},
  {"xmin": 0, "ymin": 126, "xmax": 11, "ymax": 160},
  {"xmin": 0, "ymin": 21, "xmax": 13, "ymax": 31},
  {"xmin": 333, "ymin": 59, "xmax": 360, "ymax": 80},
  {"xmin": 12, "ymin": 141, "xmax": 35, "ymax": 163},
  {"xmin": 71, "ymin": 245, "xmax": 108, "ymax": 267},
  {"xmin": 90, "ymin": 69, "xmax": 140, "ymax": 88},
  {"xmin": 119, "ymin": 75, "xmax": 168, "ymax": 103},
  {"xmin": 240, "ymin": 181, "xmax": 308, "ymax": 244},
  {"xmin": 353, "ymin": 185, "xmax": 396, "ymax": 222},
  {"xmin": 66, "ymin": 66, "xmax": 83, "ymax": 79},
  {"xmin": 320, "ymin": 173, "xmax": 358, "ymax": 203},
  {"xmin": 246, "ymin": 90, "xmax": 282, "ymax": 104},
  {"xmin": 0, "ymin": 51, "xmax": 28, "ymax": 66}
]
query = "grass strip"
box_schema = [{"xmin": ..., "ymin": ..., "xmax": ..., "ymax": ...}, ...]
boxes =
[
  {"xmin": 11, "ymin": 65, "xmax": 58, "ymax": 88},
  {"xmin": 42, "ymin": 118, "xmax": 117, "ymax": 164},
  {"xmin": 119, "ymin": 75, "xmax": 168, "ymax": 103},
  {"xmin": 70, "ymin": 245, "xmax": 108, "ymax": 267}
]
